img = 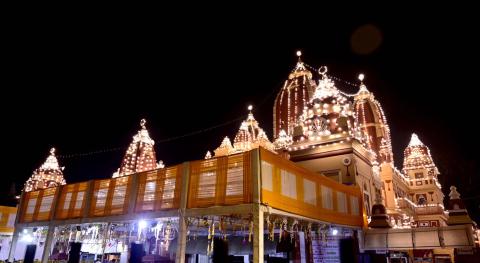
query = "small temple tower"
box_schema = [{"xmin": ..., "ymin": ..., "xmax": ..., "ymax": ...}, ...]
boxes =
[
  {"xmin": 273, "ymin": 51, "xmax": 316, "ymax": 139},
  {"xmin": 403, "ymin": 133, "xmax": 447, "ymax": 227},
  {"xmin": 24, "ymin": 148, "xmax": 66, "ymax": 192},
  {"xmin": 113, "ymin": 119, "xmax": 162, "ymax": 178},
  {"xmin": 213, "ymin": 106, "xmax": 275, "ymax": 157}
]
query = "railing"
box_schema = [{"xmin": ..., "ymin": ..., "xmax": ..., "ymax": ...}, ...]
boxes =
[
  {"xmin": 414, "ymin": 204, "xmax": 444, "ymax": 215},
  {"xmin": 397, "ymin": 198, "xmax": 444, "ymax": 215},
  {"xmin": 135, "ymin": 165, "xmax": 182, "ymax": 212},
  {"xmin": 187, "ymin": 152, "xmax": 252, "ymax": 208},
  {"xmin": 17, "ymin": 148, "xmax": 364, "ymax": 227},
  {"xmin": 259, "ymin": 148, "xmax": 364, "ymax": 226},
  {"xmin": 55, "ymin": 182, "xmax": 89, "ymax": 219},
  {"xmin": 397, "ymin": 198, "xmax": 416, "ymax": 211},
  {"xmin": 19, "ymin": 187, "xmax": 58, "ymax": 222}
]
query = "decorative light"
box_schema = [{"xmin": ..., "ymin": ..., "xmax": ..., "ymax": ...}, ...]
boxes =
[
  {"xmin": 114, "ymin": 119, "xmax": 158, "ymax": 178},
  {"xmin": 25, "ymin": 148, "xmax": 66, "ymax": 192},
  {"xmin": 296, "ymin": 50, "xmax": 302, "ymax": 57},
  {"xmin": 139, "ymin": 220, "xmax": 147, "ymax": 230},
  {"xmin": 331, "ymin": 228, "xmax": 338, "ymax": 236},
  {"xmin": 358, "ymin": 73, "xmax": 365, "ymax": 82}
]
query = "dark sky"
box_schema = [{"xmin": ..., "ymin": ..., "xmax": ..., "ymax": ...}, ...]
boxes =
[{"xmin": 3, "ymin": 13, "xmax": 479, "ymax": 222}]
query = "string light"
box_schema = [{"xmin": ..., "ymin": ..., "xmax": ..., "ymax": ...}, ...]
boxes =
[
  {"xmin": 276, "ymin": 53, "xmax": 446, "ymax": 228},
  {"xmin": 214, "ymin": 106, "xmax": 276, "ymax": 157},
  {"xmin": 113, "ymin": 119, "xmax": 162, "ymax": 178},
  {"xmin": 24, "ymin": 148, "xmax": 66, "ymax": 192}
]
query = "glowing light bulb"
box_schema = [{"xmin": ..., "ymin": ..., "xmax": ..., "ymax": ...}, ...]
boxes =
[
  {"xmin": 332, "ymin": 228, "xmax": 338, "ymax": 236},
  {"xmin": 139, "ymin": 220, "xmax": 147, "ymax": 230},
  {"xmin": 358, "ymin": 74, "xmax": 365, "ymax": 81}
]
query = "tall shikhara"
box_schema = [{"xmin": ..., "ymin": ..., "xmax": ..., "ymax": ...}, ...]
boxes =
[
  {"xmin": 25, "ymin": 148, "xmax": 66, "ymax": 192},
  {"xmin": 113, "ymin": 119, "xmax": 160, "ymax": 178}
]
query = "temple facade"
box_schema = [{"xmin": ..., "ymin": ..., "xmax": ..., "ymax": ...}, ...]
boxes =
[
  {"xmin": 272, "ymin": 52, "xmax": 447, "ymax": 230},
  {"xmin": 8, "ymin": 51, "xmax": 477, "ymax": 263}
]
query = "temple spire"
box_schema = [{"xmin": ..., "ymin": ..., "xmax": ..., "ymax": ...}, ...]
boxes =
[
  {"xmin": 113, "ymin": 119, "xmax": 162, "ymax": 178},
  {"xmin": 24, "ymin": 147, "xmax": 66, "ymax": 192}
]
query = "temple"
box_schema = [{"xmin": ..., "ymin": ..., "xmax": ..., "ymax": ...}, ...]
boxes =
[{"xmin": 7, "ymin": 52, "xmax": 478, "ymax": 263}]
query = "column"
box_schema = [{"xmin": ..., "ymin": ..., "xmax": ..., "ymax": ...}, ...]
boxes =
[
  {"xmin": 251, "ymin": 148, "xmax": 263, "ymax": 263},
  {"xmin": 128, "ymin": 173, "xmax": 140, "ymax": 215},
  {"xmin": 252, "ymin": 203, "xmax": 264, "ymax": 263},
  {"xmin": 175, "ymin": 162, "xmax": 190, "ymax": 263},
  {"xmin": 41, "ymin": 225, "xmax": 55, "ymax": 263},
  {"xmin": 8, "ymin": 227, "xmax": 21, "ymax": 262}
]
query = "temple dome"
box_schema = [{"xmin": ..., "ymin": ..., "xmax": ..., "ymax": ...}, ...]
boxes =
[
  {"xmin": 273, "ymin": 51, "xmax": 316, "ymax": 139},
  {"xmin": 353, "ymin": 76, "xmax": 393, "ymax": 163},
  {"xmin": 294, "ymin": 66, "xmax": 358, "ymax": 145}
]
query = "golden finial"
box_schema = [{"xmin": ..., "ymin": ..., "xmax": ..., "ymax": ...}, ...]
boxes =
[{"xmin": 248, "ymin": 105, "xmax": 253, "ymax": 113}]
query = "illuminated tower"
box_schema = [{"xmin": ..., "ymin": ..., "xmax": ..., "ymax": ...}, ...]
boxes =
[
  {"xmin": 403, "ymin": 133, "xmax": 446, "ymax": 227},
  {"xmin": 273, "ymin": 51, "xmax": 316, "ymax": 139},
  {"xmin": 353, "ymin": 74, "xmax": 393, "ymax": 163},
  {"xmin": 24, "ymin": 148, "xmax": 66, "ymax": 192},
  {"xmin": 214, "ymin": 106, "xmax": 275, "ymax": 157},
  {"xmin": 113, "ymin": 119, "xmax": 162, "ymax": 178}
]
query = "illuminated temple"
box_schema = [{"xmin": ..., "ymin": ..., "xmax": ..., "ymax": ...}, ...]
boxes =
[{"xmin": 7, "ymin": 52, "xmax": 478, "ymax": 263}]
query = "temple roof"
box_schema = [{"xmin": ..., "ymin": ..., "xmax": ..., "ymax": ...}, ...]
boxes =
[
  {"xmin": 403, "ymin": 133, "xmax": 437, "ymax": 172},
  {"xmin": 113, "ymin": 119, "xmax": 162, "ymax": 178},
  {"xmin": 24, "ymin": 148, "xmax": 66, "ymax": 192},
  {"xmin": 273, "ymin": 51, "xmax": 316, "ymax": 138},
  {"xmin": 214, "ymin": 106, "xmax": 275, "ymax": 157}
]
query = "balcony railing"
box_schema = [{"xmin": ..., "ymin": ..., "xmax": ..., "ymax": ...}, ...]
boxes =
[
  {"xmin": 17, "ymin": 148, "xmax": 364, "ymax": 227},
  {"xmin": 396, "ymin": 198, "xmax": 444, "ymax": 215},
  {"xmin": 414, "ymin": 204, "xmax": 444, "ymax": 215}
]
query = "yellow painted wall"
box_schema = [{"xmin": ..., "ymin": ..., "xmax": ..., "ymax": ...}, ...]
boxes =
[{"xmin": 0, "ymin": 206, "xmax": 17, "ymax": 233}]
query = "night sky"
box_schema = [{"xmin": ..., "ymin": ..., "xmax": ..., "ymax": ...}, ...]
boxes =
[{"xmin": 3, "ymin": 14, "xmax": 479, "ymax": 222}]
